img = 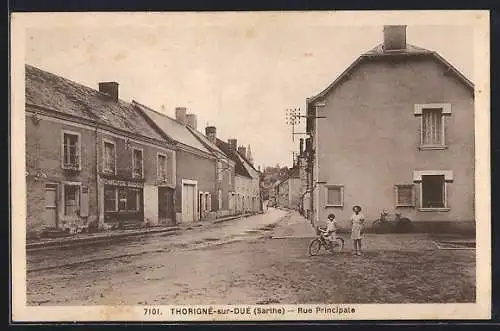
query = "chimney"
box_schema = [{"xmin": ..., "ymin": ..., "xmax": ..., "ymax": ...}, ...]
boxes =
[
  {"xmin": 299, "ymin": 138, "xmax": 304, "ymax": 156},
  {"xmin": 383, "ymin": 25, "xmax": 407, "ymax": 51},
  {"xmin": 238, "ymin": 146, "xmax": 247, "ymax": 157},
  {"xmin": 175, "ymin": 107, "xmax": 187, "ymax": 124},
  {"xmin": 305, "ymin": 137, "xmax": 312, "ymax": 153},
  {"xmin": 228, "ymin": 139, "xmax": 237, "ymax": 153},
  {"xmin": 99, "ymin": 82, "xmax": 119, "ymax": 101},
  {"xmin": 205, "ymin": 126, "xmax": 216, "ymax": 143},
  {"xmin": 186, "ymin": 114, "xmax": 197, "ymax": 130}
]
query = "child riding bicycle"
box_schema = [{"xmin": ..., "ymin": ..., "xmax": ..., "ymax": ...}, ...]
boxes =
[{"xmin": 318, "ymin": 213, "xmax": 338, "ymax": 244}]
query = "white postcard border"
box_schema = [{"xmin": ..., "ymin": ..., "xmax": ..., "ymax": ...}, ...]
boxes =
[{"xmin": 10, "ymin": 10, "xmax": 491, "ymax": 322}]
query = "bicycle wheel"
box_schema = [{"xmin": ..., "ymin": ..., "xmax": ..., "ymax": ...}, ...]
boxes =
[
  {"xmin": 329, "ymin": 238, "xmax": 344, "ymax": 254},
  {"xmin": 309, "ymin": 239, "xmax": 322, "ymax": 256}
]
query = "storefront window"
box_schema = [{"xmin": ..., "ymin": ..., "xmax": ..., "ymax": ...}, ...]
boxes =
[
  {"xmin": 127, "ymin": 189, "xmax": 140, "ymax": 211},
  {"xmin": 118, "ymin": 187, "xmax": 127, "ymax": 211},
  {"xmin": 104, "ymin": 186, "xmax": 117, "ymax": 212},
  {"xmin": 114, "ymin": 187, "xmax": 141, "ymax": 212}
]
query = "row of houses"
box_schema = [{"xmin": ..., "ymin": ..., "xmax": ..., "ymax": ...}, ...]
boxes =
[
  {"xmin": 277, "ymin": 25, "xmax": 475, "ymax": 233},
  {"xmin": 25, "ymin": 64, "xmax": 261, "ymax": 237}
]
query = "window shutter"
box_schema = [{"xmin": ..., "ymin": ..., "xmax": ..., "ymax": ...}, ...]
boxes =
[{"xmin": 80, "ymin": 185, "xmax": 89, "ymax": 217}]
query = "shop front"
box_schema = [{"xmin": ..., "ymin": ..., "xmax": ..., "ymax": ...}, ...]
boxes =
[{"xmin": 102, "ymin": 178, "xmax": 144, "ymax": 227}]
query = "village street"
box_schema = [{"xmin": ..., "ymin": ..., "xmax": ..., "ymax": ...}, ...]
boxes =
[{"xmin": 27, "ymin": 208, "xmax": 475, "ymax": 306}]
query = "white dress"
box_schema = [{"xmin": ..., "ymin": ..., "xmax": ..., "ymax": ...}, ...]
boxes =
[
  {"xmin": 350, "ymin": 213, "xmax": 365, "ymax": 240},
  {"xmin": 325, "ymin": 220, "xmax": 337, "ymax": 241}
]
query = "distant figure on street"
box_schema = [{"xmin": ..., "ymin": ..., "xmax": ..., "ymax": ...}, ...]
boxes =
[{"xmin": 350, "ymin": 205, "xmax": 365, "ymax": 256}]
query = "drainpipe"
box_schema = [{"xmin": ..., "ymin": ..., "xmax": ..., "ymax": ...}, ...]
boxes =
[
  {"xmin": 95, "ymin": 122, "xmax": 100, "ymax": 231},
  {"xmin": 215, "ymin": 156, "xmax": 219, "ymax": 220}
]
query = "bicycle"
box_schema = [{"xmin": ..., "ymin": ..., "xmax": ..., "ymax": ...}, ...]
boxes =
[
  {"xmin": 308, "ymin": 226, "xmax": 344, "ymax": 256},
  {"xmin": 371, "ymin": 210, "xmax": 414, "ymax": 233}
]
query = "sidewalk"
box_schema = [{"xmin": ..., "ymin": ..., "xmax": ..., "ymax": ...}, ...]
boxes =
[
  {"xmin": 27, "ymin": 212, "xmax": 262, "ymax": 251},
  {"xmin": 271, "ymin": 212, "xmax": 453, "ymax": 252}
]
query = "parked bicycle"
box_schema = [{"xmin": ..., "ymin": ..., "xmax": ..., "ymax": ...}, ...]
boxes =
[
  {"xmin": 371, "ymin": 210, "xmax": 414, "ymax": 233},
  {"xmin": 308, "ymin": 226, "xmax": 344, "ymax": 256}
]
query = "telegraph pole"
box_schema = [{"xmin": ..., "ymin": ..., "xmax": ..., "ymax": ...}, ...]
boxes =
[
  {"xmin": 285, "ymin": 106, "xmax": 327, "ymax": 221},
  {"xmin": 285, "ymin": 107, "xmax": 326, "ymax": 142}
]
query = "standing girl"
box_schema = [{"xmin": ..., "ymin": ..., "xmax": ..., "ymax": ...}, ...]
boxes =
[{"xmin": 350, "ymin": 205, "xmax": 365, "ymax": 256}]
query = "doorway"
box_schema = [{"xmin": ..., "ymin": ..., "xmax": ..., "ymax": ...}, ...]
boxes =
[
  {"xmin": 182, "ymin": 182, "xmax": 197, "ymax": 223},
  {"xmin": 44, "ymin": 184, "xmax": 58, "ymax": 227},
  {"xmin": 158, "ymin": 187, "xmax": 175, "ymax": 224}
]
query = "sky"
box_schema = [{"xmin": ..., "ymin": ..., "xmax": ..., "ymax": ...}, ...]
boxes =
[{"xmin": 24, "ymin": 13, "xmax": 474, "ymax": 170}]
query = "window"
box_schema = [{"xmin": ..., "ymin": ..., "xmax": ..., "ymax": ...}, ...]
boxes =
[
  {"xmin": 132, "ymin": 148, "xmax": 143, "ymax": 178},
  {"xmin": 414, "ymin": 103, "xmax": 451, "ymax": 149},
  {"xmin": 413, "ymin": 170, "xmax": 452, "ymax": 211},
  {"xmin": 218, "ymin": 189, "xmax": 223, "ymax": 210},
  {"xmin": 103, "ymin": 141, "xmax": 116, "ymax": 173},
  {"xmin": 422, "ymin": 109, "xmax": 443, "ymax": 146},
  {"xmin": 207, "ymin": 193, "xmax": 212, "ymax": 212},
  {"xmin": 64, "ymin": 184, "xmax": 80, "ymax": 216},
  {"xmin": 395, "ymin": 185, "xmax": 415, "ymax": 207},
  {"xmin": 157, "ymin": 154, "xmax": 167, "ymax": 181},
  {"xmin": 326, "ymin": 185, "xmax": 343, "ymax": 207},
  {"xmin": 217, "ymin": 162, "xmax": 223, "ymax": 182},
  {"xmin": 421, "ymin": 175, "xmax": 445, "ymax": 209},
  {"xmin": 62, "ymin": 132, "xmax": 81, "ymax": 169},
  {"xmin": 116, "ymin": 187, "xmax": 141, "ymax": 211},
  {"xmin": 104, "ymin": 185, "xmax": 117, "ymax": 212},
  {"xmin": 126, "ymin": 188, "xmax": 140, "ymax": 211},
  {"xmin": 199, "ymin": 192, "xmax": 206, "ymax": 212}
]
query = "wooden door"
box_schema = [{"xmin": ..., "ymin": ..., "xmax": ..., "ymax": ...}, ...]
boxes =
[
  {"xmin": 182, "ymin": 184, "xmax": 195, "ymax": 223},
  {"xmin": 44, "ymin": 184, "xmax": 58, "ymax": 227},
  {"xmin": 158, "ymin": 187, "xmax": 175, "ymax": 224}
]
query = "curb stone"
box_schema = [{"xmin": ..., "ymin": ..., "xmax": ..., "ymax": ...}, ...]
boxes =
[
  {"xmin": 26, "ymin": 227, "xmax": 181, "ymax": 251},
  {"xmin": 27, "ymin": 211, "xmax": 280, "ymax": 272},
  {"xmin": 26, "ymin": 212, "xmax": 263, "ymax": 251}
]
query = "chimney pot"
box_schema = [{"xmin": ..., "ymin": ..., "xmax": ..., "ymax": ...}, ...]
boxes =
[
  {"xmin": 185, "ymin": 113, "xmax": 198, "ymax": 130},
  {"xmin": 205, "ymin": 126, "xmax": 217, "ymax": 143},
  {"xmin": 228, "ymin": 139, "xmax": 237, "ymax": 153},
  {"xmin": 383, "ymin": 25, "xmax": 407, "ymax": 51},
  {"xmin": 99, "ymin": 82, "xmax": 119, "ymax": 101},
  {"xmin": 175, "ymin": 107, "xmax": 187, "ymax": 124}
]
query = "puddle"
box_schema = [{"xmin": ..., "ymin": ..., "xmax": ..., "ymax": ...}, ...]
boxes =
[
  {"xmin": 158, "ymin": 231, "xmax": 180, "ymax": 237},
  {"xmin": 434, "ymin": 240, "xmax": 475, "ymax": 250},
  {"xmin": 204, "ymin": 237, "xmax": 220, "ymax": 242}
]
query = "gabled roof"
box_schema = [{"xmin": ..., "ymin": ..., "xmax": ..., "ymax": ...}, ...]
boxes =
[
  {"xmin": 25, "ymin": 64, "xmax": 168, "ymax": 142},
  {"xmin": 238, "ymin": 151, "xmax": 259, "ymax": 174},
  {"xmin": 215, "ymin": 138, "xmax": 252, "ymax": 179},
  {"xmin": 133, "ymin": 101, "xmax": 211, "ymax": 155},
  {"xmin": 185, "ymin": 126, "xmax": 228, "ymax": 159},
  {"xmin": 307, "ymin": 43, "xmax": 474, "ymax": 105}
]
